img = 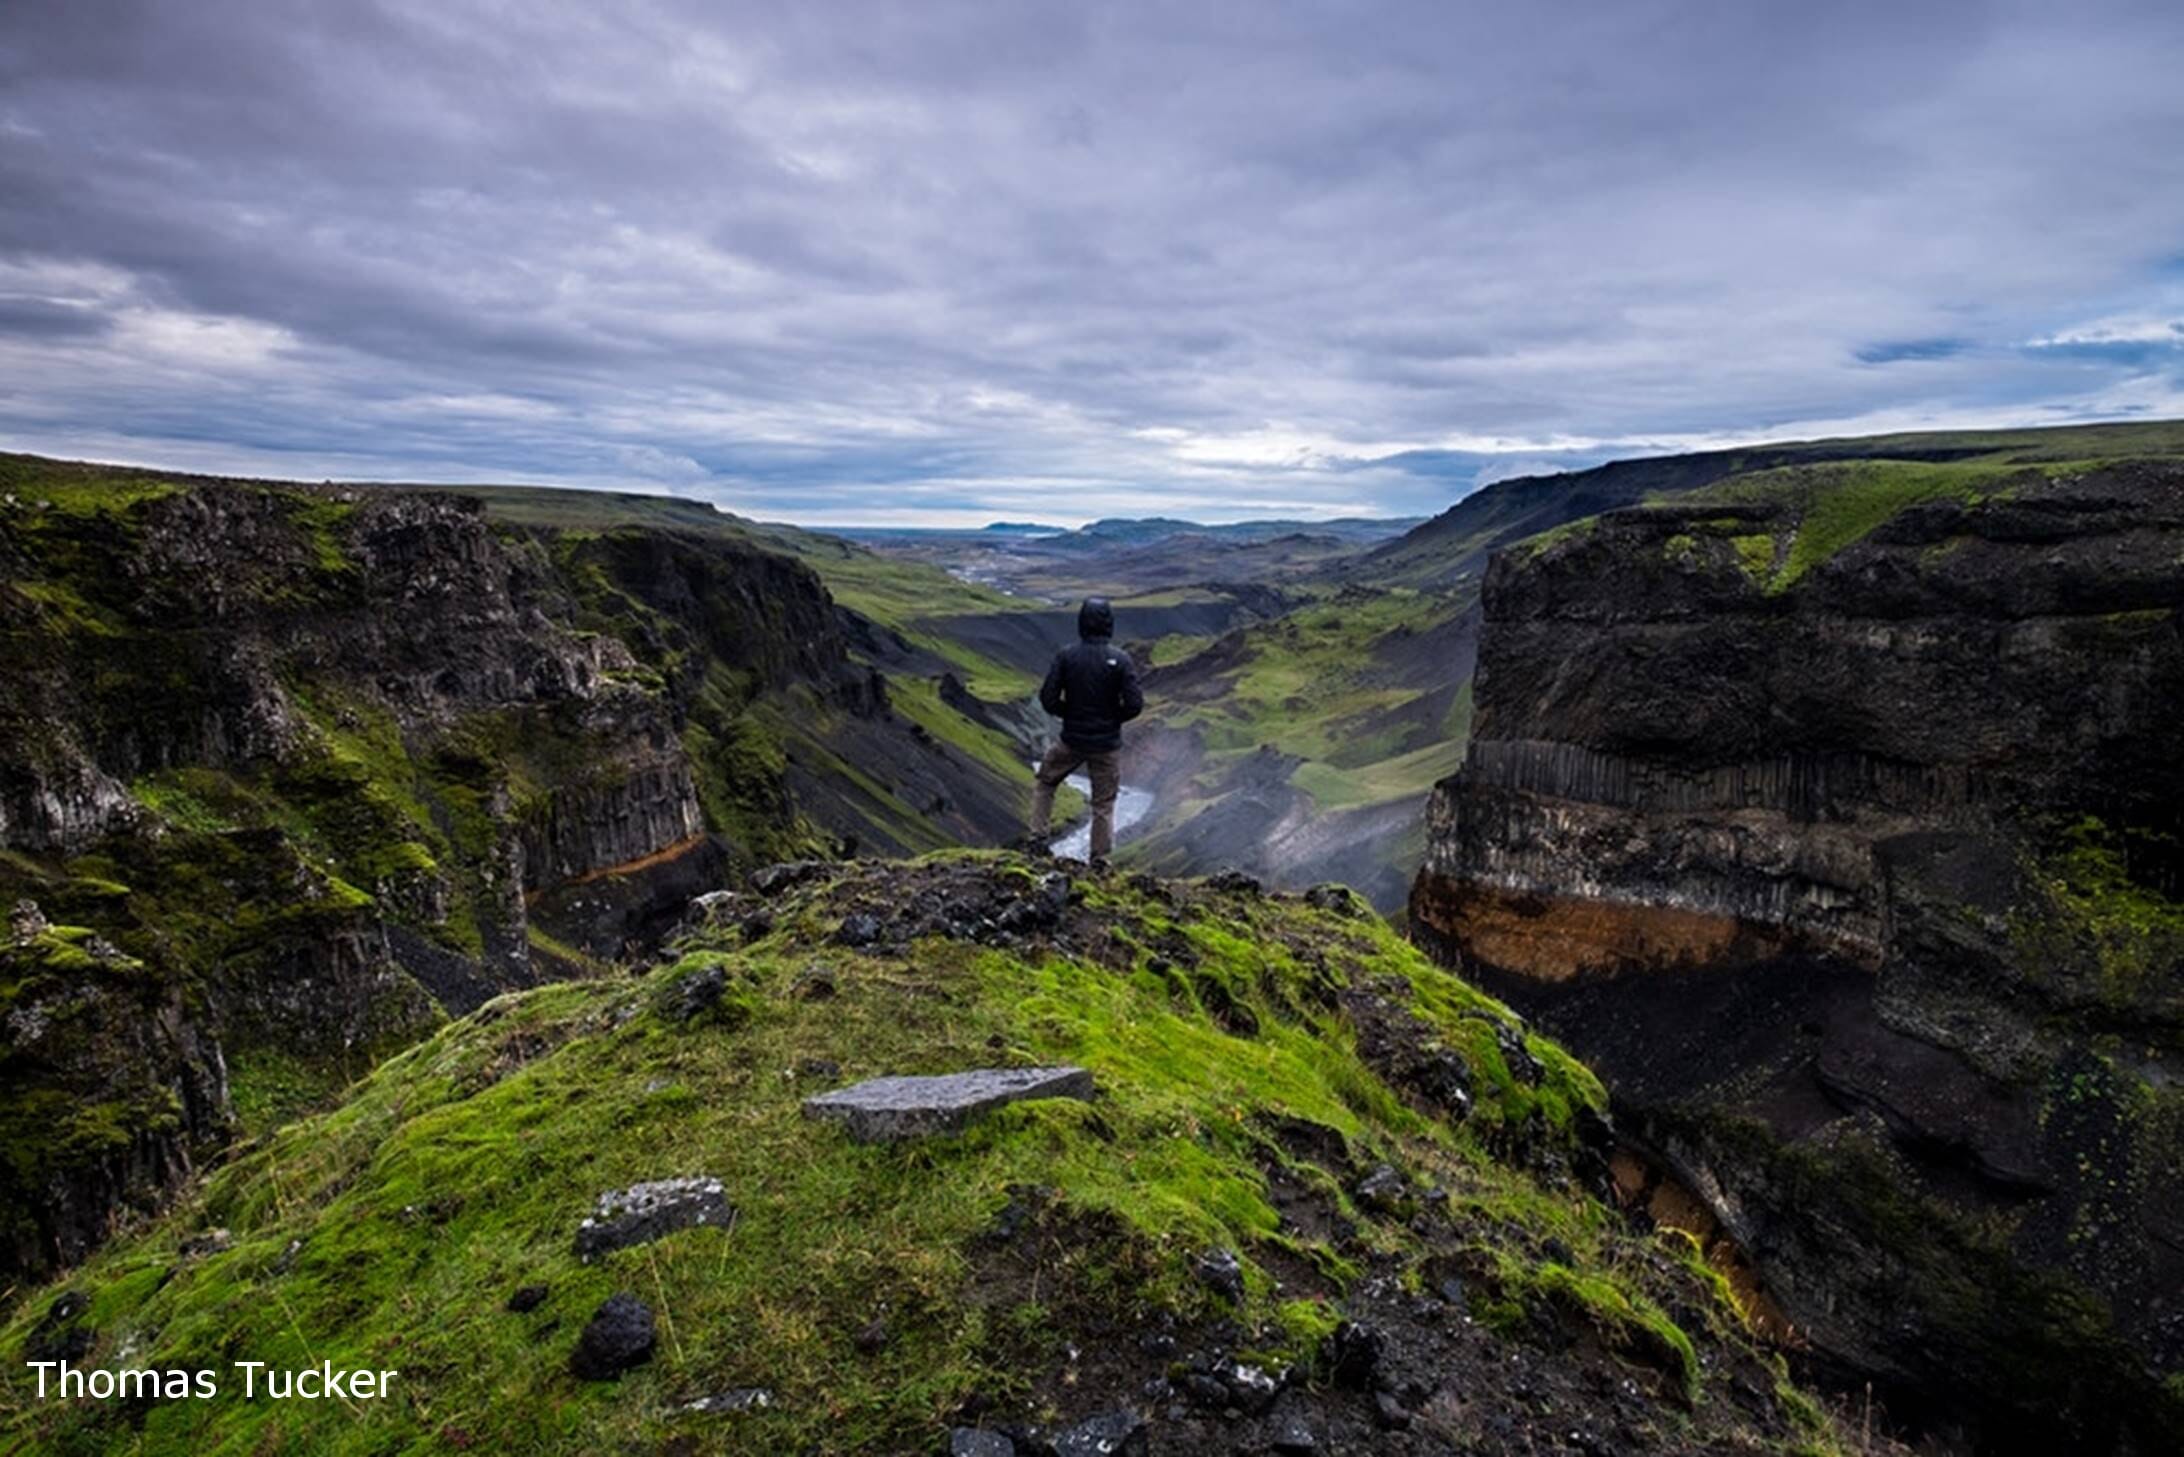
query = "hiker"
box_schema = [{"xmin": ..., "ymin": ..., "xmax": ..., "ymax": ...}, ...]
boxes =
[{"xmin": 1028, "ymin": 596, "xmax": 1144, "ymax": 866}]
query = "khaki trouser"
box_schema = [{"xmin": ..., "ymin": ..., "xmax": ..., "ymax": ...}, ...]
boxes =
[{"xmin": 1030, "ymin": 740, "xmax": 1122, "ymax": 859}]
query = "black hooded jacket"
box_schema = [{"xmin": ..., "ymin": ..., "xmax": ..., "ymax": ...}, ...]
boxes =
[{"xmin": 1038, "ymin": 597, "xmax": 1145, "ymax": 752}]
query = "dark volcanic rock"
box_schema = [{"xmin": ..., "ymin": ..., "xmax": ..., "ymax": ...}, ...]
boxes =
[
  {"xmin": 574, "ymin": 1177, "xmax": 733, "ymax": 1260},
  {"xmin": 23, "ymin": 1291, "xmax": 93, "ymax": 1362},
  {"xmin": 1327, "ymin": 1320, "xmax": 1384, "ymax": 1390},
  {"xmin": 834, "ymin": 913, "xmax": 885, "ymax": 948},
  {"xmin": 568, "ymin": 1292, "xmax": 655, "ymax": 1379},
  {"xmin": 505, "ymin": 1283, "xmax": 549, "ymax": 1314},
  {"xmin": 1409, "ymin": 461, "xmax": 2184, "ymax": 1452},
  {"xmin": 1354, "ymin": 1164, "xmax": 1408, "ymax": 1215},
  {"xmin": 752, "ymin": 861, "xmax": 834, "ymax": 897},
  {"xmin": 1193, "ymin": 1246, "xmax": 1245, "ymax": 1303},
  {"xmin": 949, "ymin": 1428, "xmax": 1016, "ymax": 1457},
  {"xmin": 1268, "ymin": 1406, "xmax": 1318, "ymax": 1453},
  {"xmin": 659, "ymin": 964, "xmax": 727, "ymax": 1023},
  {"xmin": 1051, "ymin": 1409, "xmax": 1147, "ymax": 1457}
]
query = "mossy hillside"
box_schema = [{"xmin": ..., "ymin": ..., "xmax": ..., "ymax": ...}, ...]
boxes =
[
  {"xmin": 428, "ymin": 479, "xmax": 1042, "ymax": 701},
  {"xmin": 0, "ymin": 857, "xmax": 1817, "ymax": 1455},
  {"xmin": 764, "ymin": 533, "xmax": 1042, "ymax": 700},
  {"xmin": 1150, "ymin": 592, "xmax": 1464, "ymax": 766},
  {"xmin": 1135, "ymin": 588, "xmax": 1473, "ymax": 868}
]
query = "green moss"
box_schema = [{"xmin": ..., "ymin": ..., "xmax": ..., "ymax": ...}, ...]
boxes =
[
  {"xmin": 2019, "ymin": 816, "xmax": 2184, "ymax": 1009},
  {"xmin": 1684, "ymin": 458, "xmax": 2032, "ymax": 593},
  {"xmin": 1518, "ymin": 513, "xmax": 1600, "ymax": 558},
  {"xmin": 227, "ymin": 1046, "xmax": 352, "ymax": 1139},
  {"xmin": 1518, "ymin": 1261, "xmax": 1699, "ymax": 1400},
  {"xmin": 0, "ymin": 858, "xmax": 1785, "ymax": 1454},
  {"xmin": 1731, "ymin": 533, "xmax": 1777, "ymax": 581},
  {"xmin": 284, "ymin": 494, "xmax": 360, "ymax": 577}
]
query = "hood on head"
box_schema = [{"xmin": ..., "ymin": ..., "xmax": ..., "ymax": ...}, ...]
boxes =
[{"xmin": 1077, "ymin": 596, "xmax": 1115, "ymax": 639}]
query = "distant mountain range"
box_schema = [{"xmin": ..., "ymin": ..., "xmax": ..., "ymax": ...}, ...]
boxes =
[{"xmin": 840, "ymin": 514, "xmax": 1424, "ymax": 548}]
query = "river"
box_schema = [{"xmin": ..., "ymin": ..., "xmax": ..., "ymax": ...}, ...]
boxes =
[{"xmin": 1029, "ymin": 757, "xmax": 1155, "ymax": 861}]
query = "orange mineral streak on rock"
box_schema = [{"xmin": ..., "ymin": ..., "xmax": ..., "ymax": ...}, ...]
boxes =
[
  {"xmin": 1407, "ymin": 872, "xmax": 1803, "ymax": 982},
  {"xmin": 1609, "ymin": 1150, "xmax": 1799, "ymax": 1347},
  {"xmin": 525, "ymin": 832, "xmax": 711, "ymax": 904}
]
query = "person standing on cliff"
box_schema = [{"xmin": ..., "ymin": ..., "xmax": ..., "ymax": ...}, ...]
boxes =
[{"xmin": 1026, "ymin": 596, "xmax": 1143, "ymax": 868}]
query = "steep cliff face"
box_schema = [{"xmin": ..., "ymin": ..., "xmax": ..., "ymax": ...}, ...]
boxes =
[
  {"xmin": 0, "ymin": 456, "xmax": 1037, "ymax": 1282},
  {"xmin": 1410, "ymin": 458, "xmax": 2184, "ymax": 1452}
]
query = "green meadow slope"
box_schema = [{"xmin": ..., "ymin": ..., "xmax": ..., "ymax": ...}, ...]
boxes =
[{"xmin": 0, "ymin": 856, "xmax": 1864, "ymax": 1456}]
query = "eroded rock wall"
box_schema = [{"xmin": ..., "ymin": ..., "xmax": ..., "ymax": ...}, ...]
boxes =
[{"xmin": 1410, "ymin": 462, "xmax": 2184, "ymax": 1452}]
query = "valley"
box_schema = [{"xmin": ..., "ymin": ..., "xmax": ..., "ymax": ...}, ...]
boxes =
[{"xmin": 2, "ymin": 418, "xmax": 2181, "ymax": 1454}]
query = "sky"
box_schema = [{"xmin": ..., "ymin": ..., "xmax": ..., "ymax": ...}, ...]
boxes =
[{"xmin": 2, "ymin": 1, "xmax": 2183, "ymax": 527}]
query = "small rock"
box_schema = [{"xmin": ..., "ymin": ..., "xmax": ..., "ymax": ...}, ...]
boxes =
[
  {"xmin": 1268, "ymin": 1406, "xmax": 1319, "ymax": 1453},
  {"xmin": 792, "ymin": 964, "xmax": 839, "ymax": 1000},
  {"xmin": 178, "ymin": 1228, "xmax": 233, "ymax": 1259},
  {"xmin": 1194, "ymin": 1246, "xmax": 1245, "ymax": 1303},
  {"xmin": 1301, "ymin": 884, "xmax": 1363, "ymax": 918},
  {"xmin": 1328, "ymin": 1320, "xmax": 1383, "ymax": 1389},
  {"xmin": 659, "ymin": 964, "xmax": 728, "ymax": 1023},
  {"xmin": 950, "ymin": 1429, "xmax": 1017, "ymax": 1457},
  {"xmin": 1224, "ymin": 1361, "xmax": 1280, "ymax": 1415},
  {"xmin": 1437, "ymin": 1276, "xmax": 1468, "ymax": 1313},
  {"xmin": 797, "ymin": 1057, "xmax": 841, "ymax": 1080},
  {"xmin": 1412, "ymin": 1049, "xmax": 1474, "ymax": 1119},
  {"xmin": 751, "ymin": 861, "xmax": 831, "ymax": 896},
  {"xmin": 1179, "ymin": 1372, "xmax": 1230, "ymax": 1409},
  {"xmin": 10, "ymin": 899, "xmax": 48, "ymax": 942},
  {"xmin": 685, "ymin": 888, "xmax": 741, "ymax": 924},
  {"xmin": 1205, "ymin": 869, "xmax": 1262, "ymax": 896},
  {"xmin": 1052, "ymin": 1409, "xmax": 1147, "ymax": 1457},
  {"xmin": 1373, "ymin": 1389, "xmax": 1413, "ymax": 1430},
  {"xmin": 1497, "ymin": 1023, "xmax": 1544, "ymax": 1086},
  {"xmin": 505, "ymin": 1283, "xmax": 549, "ymax": 1314},
  {"xmin": 575, "ymin": 1177, "xmax": 733, "ymax": 1260},
  {"xmin": 568, "ymin": 1292, "xmax": 655, "ymax": 1380},
  {"xmin": 803, "ymin": 1067, "xmax": 1094, "ymax": 1143},
  {"xmin": 835, "ymin": 913, "xmax": 885, "ymax": 947},
  {"xmin": 1354, "ymin": 1164, "xmax": 1407, "ymax": 1215},
  {"xmin": 680, "ymin": 1387, "xmax": 773, "ymax": 1413},
  {"xmin": 997, "ymin": 1423, "xmax": 1056, "ymax": 1456},
  {"xmin": 854, "ymin": 1315, "xmax": 889, "ymax": 1354},
  {"xmin": 995, "ymin": 872, "xmax": 1071, "ymax": 934},
  {"xmin": 24, "ymin": 1291, "xmax": 92, "ymax": 1362}
]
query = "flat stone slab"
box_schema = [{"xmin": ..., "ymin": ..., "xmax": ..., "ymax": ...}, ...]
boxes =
[
  {"xmin": 802, "ymin": 1066, "xmax": 1094, "ymax": 1142},
  {"xmin": 575, "ymin": 1177, "xmax": 733, "ymax": 1260}
]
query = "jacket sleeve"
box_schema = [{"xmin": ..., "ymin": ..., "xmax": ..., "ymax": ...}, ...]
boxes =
[
  {"xmin": 1039, "ymin": 652, "xmax": 1066, "ymax": 717},
  {"xmin": 1115, "ymin": 651, "xmax": 1144, "ymax": 724}
]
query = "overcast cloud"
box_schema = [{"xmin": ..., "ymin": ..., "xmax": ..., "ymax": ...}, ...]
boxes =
[{"xmin": 3, "ymin": 0, "xmax": 2182, "ymax": 525}]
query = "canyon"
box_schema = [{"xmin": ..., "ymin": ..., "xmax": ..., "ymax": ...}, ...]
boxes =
[{"xmin": 4, "ymin": 425, "xmax": 2182, "ymax": 1453}]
